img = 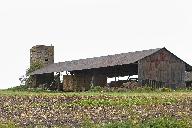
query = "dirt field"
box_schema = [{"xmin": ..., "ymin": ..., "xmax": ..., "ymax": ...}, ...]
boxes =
[{"xmin": 0, "ymin": 90, "xmax": 191, "ymax": 127}]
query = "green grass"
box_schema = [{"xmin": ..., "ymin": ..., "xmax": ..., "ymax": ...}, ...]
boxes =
[
  {"xmin": 1, "ymin": 89, "xmax": 191, "ymax": 96},
  {"xmin": 0, "ymin": 121, "xmax": 18, "ymax": 128},
  {"xmin": 0, "ymin": 89, "xmax": 191, "ymax": 107},
  {"xmin": 98, "ymin": 116, "xmax": 192, "ymax": 128}
]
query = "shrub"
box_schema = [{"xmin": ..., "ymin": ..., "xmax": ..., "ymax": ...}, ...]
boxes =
[
  {"xmin": 82, "ymin": 116, "xmax": 99, "ymax": 128},
  {"xmin": 116, "ymin": 87, "xmax": 128, "ymax": 92},
  {"xmin": 160, "ymin": 87, "xmax": 172, "ymax": 92},
  {"xmin": 100, "ymin": 117, "xmax": 191, "ymax": 128},
  {"xmin": 90, "ymin": 85, "xmax": 103, "ymax": 92},
  {"xmin": 25, "ymin": 61, "xmax": 44, "ymax": 87},
  {"xmin": 26, "ymin": 61, "xmax": 44, "ymax": 75},
  {"xmin": 141, "ymin": 117, "xmax": 191, "ymax": 128},
  {"xmin": 0, "ymin": 121, "xmax": 18, "ymax": 128},
  {"xmin": 7, "ymin": 86, "xmax": 57, "ymax": 93},
  {"xmin": 7, "ymin": 85, "xmax": 29, "ymax": 91},
  {"xmin": 131, "ymin": 86, "xmax": 155, "ymax": 93},
  {"xmin": 101, "ymin": 121, "xmax": 133, "ymax": 128}
]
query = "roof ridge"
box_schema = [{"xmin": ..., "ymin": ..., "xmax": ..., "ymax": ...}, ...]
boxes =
[
  {"xmin": 62, "ymin": 47, "xmax": 163, "ymax": 63},
  {"xmin": 29, "ymin": 47, "xmax": 165, "ymax": 75}
]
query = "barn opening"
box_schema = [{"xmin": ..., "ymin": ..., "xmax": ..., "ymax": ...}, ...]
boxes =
[{"xmin": 107, "ymin": 75, "xmax": 138, "ymax": 87}]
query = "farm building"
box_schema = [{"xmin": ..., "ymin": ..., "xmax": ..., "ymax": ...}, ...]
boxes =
[{"xmin": 29, "ymin": 45, "xmax": 192, "ymax": 91}]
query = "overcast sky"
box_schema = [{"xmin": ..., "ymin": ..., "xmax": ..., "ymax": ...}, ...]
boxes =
[{"xmin": 0, "ymin": 0, "xmax": 192, "ymax": 89}]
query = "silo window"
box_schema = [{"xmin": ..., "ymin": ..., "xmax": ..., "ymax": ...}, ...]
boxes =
[{"xmin": 45, "ymin": 59, "xmax": 48, "ymax": 61}]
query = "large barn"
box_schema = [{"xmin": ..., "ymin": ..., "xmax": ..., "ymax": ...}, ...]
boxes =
[{"xmin": 29, "ymin": 45, "xmax": 192, "ymax": 91}]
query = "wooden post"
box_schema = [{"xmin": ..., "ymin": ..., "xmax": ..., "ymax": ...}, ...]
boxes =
[{"xmin": 91, "ymin": 75, "xmax": 95, "ymax": 86}]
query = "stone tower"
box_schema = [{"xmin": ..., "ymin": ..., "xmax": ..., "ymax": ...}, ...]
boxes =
[{"xmin": 30, "ymin": 45, "xmax": 54, "ymax": 67}]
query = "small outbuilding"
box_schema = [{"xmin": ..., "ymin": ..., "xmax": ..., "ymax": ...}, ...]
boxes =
[{"xmin": 185, "ymin": 72, "xmax": 192, "ymax": 87}]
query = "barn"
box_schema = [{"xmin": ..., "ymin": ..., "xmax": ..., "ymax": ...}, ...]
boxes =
[{"xmin": 29, "ymin": 46, "xmax": 192, "ymax": 91}]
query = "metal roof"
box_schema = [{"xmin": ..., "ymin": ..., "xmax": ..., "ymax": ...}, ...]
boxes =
[{"xmin": 29, "ymin": 48, "xmax": 192, "ymax": 75}]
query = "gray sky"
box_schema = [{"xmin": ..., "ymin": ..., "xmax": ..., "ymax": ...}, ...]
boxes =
[{"xmin": 0, "ymin": 0, "xmax": 192, "ymax": 89}]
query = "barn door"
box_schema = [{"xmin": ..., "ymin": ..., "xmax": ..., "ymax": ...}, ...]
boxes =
[{"xmin": 170, "ymin": 64, "xmax": 177, "ymax": 89}]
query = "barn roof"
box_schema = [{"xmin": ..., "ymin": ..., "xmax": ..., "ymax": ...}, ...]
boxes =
[{"xmin": 29, "ymin": 47, "xmax": 192, "ymax": 75}]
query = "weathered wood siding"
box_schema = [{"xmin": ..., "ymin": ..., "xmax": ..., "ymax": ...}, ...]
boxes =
[{"xmin": 138, "ymin": 49, "xmax": 185, "ymax": 88}]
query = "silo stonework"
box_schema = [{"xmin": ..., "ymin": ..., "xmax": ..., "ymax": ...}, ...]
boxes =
[
  {"xmin": 30, "ymin": 45, "xmax": 54, "ymax": 66},
  {"xmin": 30, "ymin": 45, "xmax": 54, "ymax": 88}
]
